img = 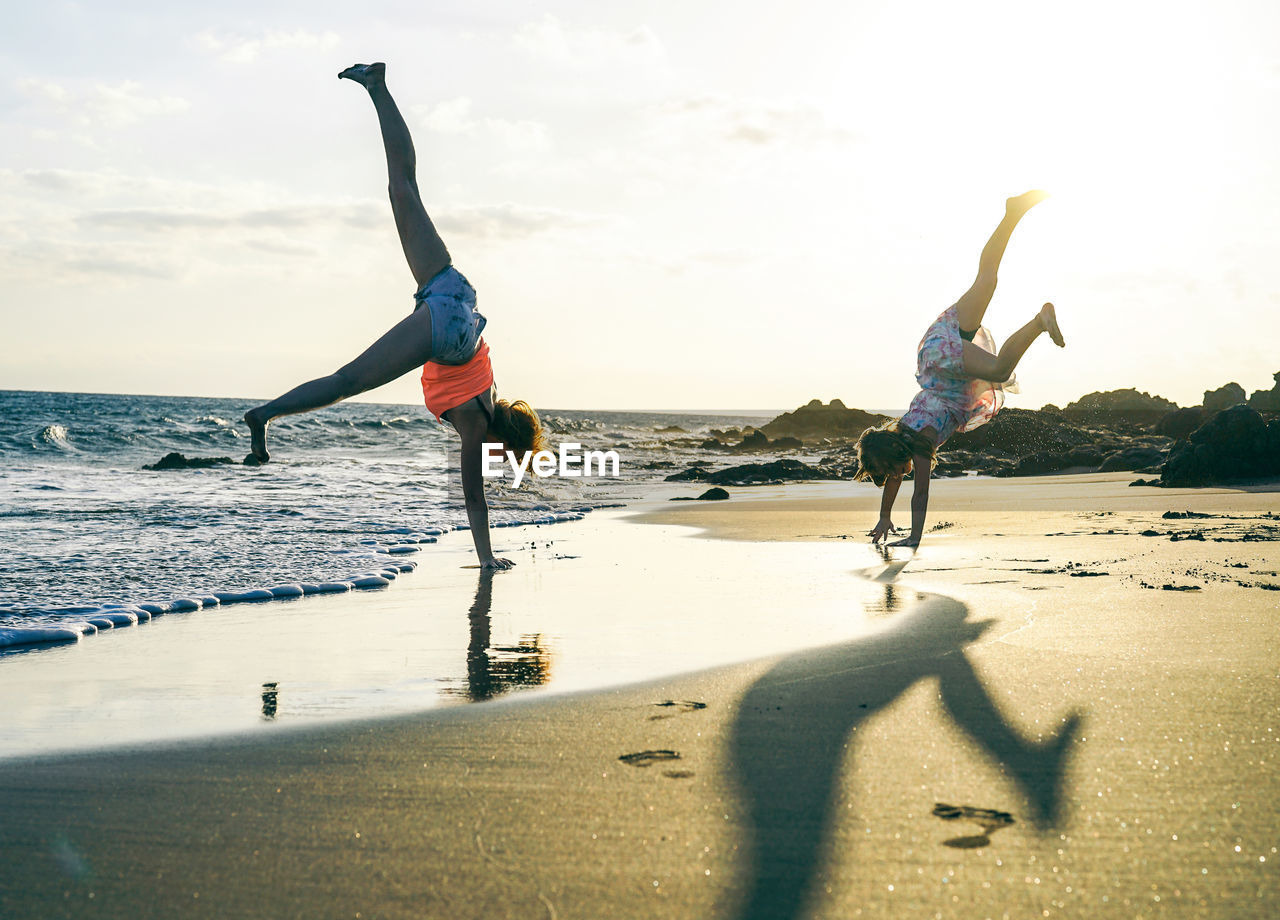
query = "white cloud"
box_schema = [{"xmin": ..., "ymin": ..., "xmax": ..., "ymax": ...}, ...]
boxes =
[
  {"xmin": 415, "ymin": 98, "xmax": 552, "ymax": 153},
  {"xmin": 196, "ymin": 28, "xmax": 340, "ymax": 64},
  {"xmin": 512, "ymin": 15, "xmax": 665, "ymax": 72},
  {"xmin": 14, "ymin": 78, "xmax": 188, "ymax": 130},
  {"xmin": 433, "ymin": 202, "xmax": 591, "ymax": 240},
  {"xmin": 79, "ymin": 202, "xmax": 385, "ymax": 233},
  {"xmin": 652, "ymin": 95, "xmax": 852, "ymax": 148}
]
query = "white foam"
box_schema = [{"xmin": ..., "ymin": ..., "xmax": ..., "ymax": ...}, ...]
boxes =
[{"xmin": 0, "ymin": 626, "xmax": 83, "ymax": 651}]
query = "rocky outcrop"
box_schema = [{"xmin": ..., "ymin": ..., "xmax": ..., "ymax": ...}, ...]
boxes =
[
  {"xmin": 1061, "ymin": 388, "xmax": 1179, "ymax": 427},
  {"xmin": 1155, "ymin": 407, "xmax": 1206, "ymax": 441},
  {"xmin": 1203, "ymin": 382, "xmax": 1246, "ymax": 413},
  {"xmin": 1065, "ymin": 389, "xmax": 1178, "ymax": 413},
  {"xmin": 759, "ymin": 399, "xmax": 888, "ymax": 441},
  {"xmin": 1248, "ymin": 372, "xmax": 1280, "ymax": 411},
  {"xmin": 1160, "ymin": 406, "xmax": 1280, "ymax": 486}
]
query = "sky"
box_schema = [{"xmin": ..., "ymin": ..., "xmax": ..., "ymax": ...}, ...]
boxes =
[{"xmin": 2, "ymin": 0, "xmax": 1278, "ymax": 412}]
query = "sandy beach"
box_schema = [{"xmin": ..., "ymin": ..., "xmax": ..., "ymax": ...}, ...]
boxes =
[{"xmin": 1, "ymin": 474, "xmax": 1277, "ymax": 919}]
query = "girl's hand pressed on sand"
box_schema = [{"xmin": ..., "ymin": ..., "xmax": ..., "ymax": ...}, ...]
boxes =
[
  {"xmin": 480, "ymin": 556, "xmax": 515, "ymax": 570},
  {"xmin": 868, "ymin": 518, "xmax": 897, "ymax": 543}
]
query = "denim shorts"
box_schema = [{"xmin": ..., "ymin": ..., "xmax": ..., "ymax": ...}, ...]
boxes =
[{"xmin": 414, "ymin": 265, "xmax": 486, "ymax": 365}]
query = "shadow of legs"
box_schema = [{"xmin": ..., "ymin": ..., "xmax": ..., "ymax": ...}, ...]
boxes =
[{"xmin": 934, "ymin": 650, "xmax": 1083, "ymax": 829}]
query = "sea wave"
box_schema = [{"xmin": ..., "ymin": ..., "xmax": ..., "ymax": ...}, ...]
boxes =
[{"xmin": 0, "ymin": 390, "xmax": 773, "ymax": 651}]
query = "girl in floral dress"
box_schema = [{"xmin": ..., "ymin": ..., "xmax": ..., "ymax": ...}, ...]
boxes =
[{"xmin": 856, "ymin": 191, "xmax": 1065, "ymax": 547}]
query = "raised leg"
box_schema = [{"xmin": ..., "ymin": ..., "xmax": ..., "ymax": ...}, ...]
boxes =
[
  {"xmin": 961, "ymin": 303, "xmax": 1063, "ymax": 383},
  {"xmin": 244, "ymin": 309, "xmax": 434, "ymax": 462},
  {"xmin": 953, "ymin": 190, "xmax": 1048, "ymax": 334},
  {"xmin": 340, "ymin": 62, "xmax": 451, "ymax": 287}
]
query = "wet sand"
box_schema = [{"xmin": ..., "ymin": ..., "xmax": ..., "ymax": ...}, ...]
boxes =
[{"xmin": 1, "ymin": 474, "xmax": 1277, "ymax": 918}]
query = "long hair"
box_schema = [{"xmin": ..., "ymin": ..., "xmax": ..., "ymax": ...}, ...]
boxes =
[
  {"xmin": 854, "ymin": 420, "xmax": 936, "ymax": 486},
  {"xmin": 488, "ymin": 399, "xmax": 547, "ymax": 461}
]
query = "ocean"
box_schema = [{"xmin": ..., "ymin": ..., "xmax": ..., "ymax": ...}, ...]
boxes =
[{"xmin": 0, "ymin": 389, "xmax": 771, "ymax": 651}]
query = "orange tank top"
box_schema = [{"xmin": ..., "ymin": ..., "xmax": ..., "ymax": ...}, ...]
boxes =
[{"xmin": 420, "ymin": 338, "xmax": 494, "ymax": 422}]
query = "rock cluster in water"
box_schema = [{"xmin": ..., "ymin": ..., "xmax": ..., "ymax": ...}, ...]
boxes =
[{"xmin": 143, "ymin": 452, "xmax": 237, "ymax": 471}]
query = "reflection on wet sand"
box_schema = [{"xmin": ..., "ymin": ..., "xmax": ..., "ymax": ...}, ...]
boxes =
[
  {"xmin": 730, "ymin": 564, "xmax": 1082, "ymax": 920},
  {"xmin": 260, "ymin": 681, "xmax": 278, "ymax": 720},
  {"xmin": 449, "ymin": 569, "xmax": 553, "ymax": 703}
]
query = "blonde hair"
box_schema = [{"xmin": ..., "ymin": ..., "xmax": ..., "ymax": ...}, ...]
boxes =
[
  {"xmin": 854, "ymin": 420, "xmax": 936, "ymax": 486},
  {"xmin": 488, "ymin": 399, "xmax": 547, "ymax": 461}
]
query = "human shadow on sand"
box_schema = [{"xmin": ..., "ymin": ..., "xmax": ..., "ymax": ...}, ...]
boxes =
[{"xmin": 729, "ymin": 589, "xmax": 1081, "ymax": 920}]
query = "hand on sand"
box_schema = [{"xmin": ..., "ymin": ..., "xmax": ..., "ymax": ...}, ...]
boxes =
[
  {"xmin": 888, "ymin": 536, "xmax": 920, "ymax": 548},
  {"xmin": 868, "ymin": 518, "xmax": 897, "ymax": 543},
  {"xmin": 480, "ymin": 556, "xmax": 515, "ymax": 570}
]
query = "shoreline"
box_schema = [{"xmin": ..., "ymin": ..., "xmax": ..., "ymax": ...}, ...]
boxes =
[{"xmin": 1, "ymin": 475, "xmax": 1278, "ymax": 917}]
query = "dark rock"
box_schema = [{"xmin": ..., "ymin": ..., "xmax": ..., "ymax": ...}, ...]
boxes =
[
  {"xmin": 1160, "ymin": 405, "xmax": 1280, "ymax": 486},
  {"xmin": 1203, "ymin": 382, "xmax": 1246, "ymax": 413},
  {"xmin": 1062, "ymin": 388, "xmax": 1179, "ymax": 428},
  {"xmin": 703, "ymin": 459, "xmax": 829, "ymax": 486},
  {"xmin": 1098, "ymin": 446, "xmax": 1166, "ymax": 472},
  {"xmin": 760, "ymin": 399, "xmax": 889, "ymax": 441},
  {"xmin": 1156, "ymin": 407, "xmax": 1206, "ymax": 441},
  {"xmin": 709, "ymin": 427, "xmax": 742, "ymax": 440},
  {"xmin": 670, "ymin": 487, "xmax": 731, "ymax": 501},
  {"xmin": 1011, "ymin": 451, "xmax": 1075, "ymax": 476},
  {"xmin": 944, "ymin": 408, "xmax": 1093, "ymax": 456},
  {"xmin": 1065, "ymin": 388, "xmax": 1178, "ymax": 413},
  {"xmin": 736, "ymin": 430, "xmax": 771, "ymax": 450},
  {"xmin": 144, "ymin": 452, "xmax": 236, "ymax": 471},
  {"xmin": 1064, "ymin": 445, "xmax": 1106, "ymax": 467},
  {"xmin": 770, "ymin": 436, "xmax": 803, "ymax": 450},
  {"xmin": 1247, "ymin": 371, "xmax": 1280, "ymax": 410},
  {"xmin": 665, "ymin": 466, "xmax": 712, "ymax": 482},
  {"xmin": 699, "ymin": 438, "xmax": 723, "ymax": 449}
]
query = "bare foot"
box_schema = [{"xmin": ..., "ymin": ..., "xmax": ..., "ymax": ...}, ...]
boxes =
[
  {"xmin": 1039, "ymin": 302, "xmax": 1065, "ymax": 347},
  {"xmin": 338, "ymin": 62, "xmax": 386, "ymax": 88},
  {"xmin": 1007, "ymin": 189, "xmax": 1049, "ymax": 216},
  {"xmin": 244, "ymin": 408, "xmax": 270, "ymax": 464}
]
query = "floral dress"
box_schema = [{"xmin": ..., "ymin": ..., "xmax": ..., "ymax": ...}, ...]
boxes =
[{"xmin": 898, "ymin": 305, "xmax": 1018, "ymax": 446}]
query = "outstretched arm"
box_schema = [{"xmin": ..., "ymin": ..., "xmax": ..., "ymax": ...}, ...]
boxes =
[
  {"xmin": 452, "ymin": 409, "xmax": 514, "ymax": 569},
  {"xmin": 869, "ymin": 475, "xmax": 903, "ymax": 542},
  {"xmin": 890, "ymin": 453, "xmax": 934, "ymax": 547}
]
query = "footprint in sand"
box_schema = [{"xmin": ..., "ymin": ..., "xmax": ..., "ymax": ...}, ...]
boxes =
[
  {"xmin": 619, "ymin": 750, "xmax": 682, "ymax": 768},
  {"xmin": 649, "ymin": 699, "xmax": 708, "ymax": 720},
  {"xmin": 932, "ymin": 802, "xmax": 1016, "ymax": 849}
]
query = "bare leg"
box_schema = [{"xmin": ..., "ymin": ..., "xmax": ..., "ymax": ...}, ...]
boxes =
[
  {"xmin": 953, "ymin": 190, "xmax": 1048, "ymax": 333},
  {"xmin": 961, "ymin": 303, "xmax": 1063, "ymax": 383},
  {"xmin": 243, "ymin": 309, "xmax": 434, "ymax": 463},
  {"xmin": 340, "ymin": 62, "xmax": 451, "ymax": 286},
  {"xmin": 243, "ymin": 63, "xmax": 450, "ymax": 464}
]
